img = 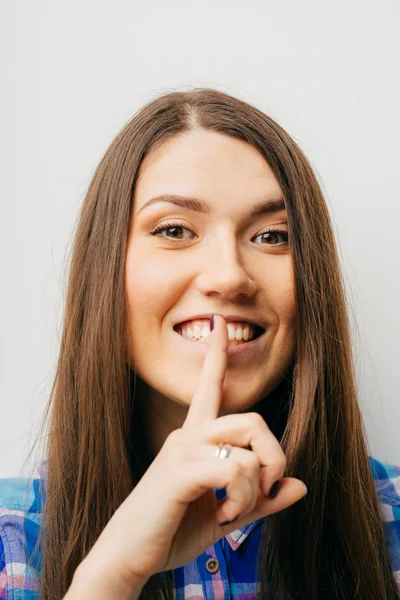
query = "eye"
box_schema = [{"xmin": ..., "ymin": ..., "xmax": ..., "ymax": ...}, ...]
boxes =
[
  {"xmin": 150, "ymin": 221, "xmax": 195, "ymax": 240},
  {"xmin": 150, "ymin": 222, "xmax": 288, "ymax": 246},
  {"xmin": 252, "ymin": 227, "xmax": 288, "ymax": 246}
]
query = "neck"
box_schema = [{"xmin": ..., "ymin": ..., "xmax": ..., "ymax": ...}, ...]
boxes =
[
  {"xmin": 129, "ymin": 374, "xmax": 189, "ymax": 475},
  {"xmin": 143, "ymin": 387, "xmax": 189, "ymax": 459}
]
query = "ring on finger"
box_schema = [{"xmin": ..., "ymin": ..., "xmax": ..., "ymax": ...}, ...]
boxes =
[
  {"xmin": 215, "ymin": 443, "xmax": 233, "ymax": 459},
  {"xmin": 214, "ymin": 443, "xmax": 233, "ymax": 500}
]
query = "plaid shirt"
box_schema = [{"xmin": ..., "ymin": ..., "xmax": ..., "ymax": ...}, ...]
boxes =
[{"xmin": 1, "ymin": 456, "xmax": 399, "ymax": 599}]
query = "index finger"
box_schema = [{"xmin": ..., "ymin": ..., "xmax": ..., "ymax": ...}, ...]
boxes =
[{"xmin": 183, "ymin": 314, "xmax": 229, "ymax": 427}]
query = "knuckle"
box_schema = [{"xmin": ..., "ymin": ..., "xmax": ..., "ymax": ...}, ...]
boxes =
[
  {"xmin": 248, "ymin": 449, "xmax": 260, "ymax": 466},
  {"xmin": 276, "ymin": 450, "xmax": 287, "ymax": 472},
  {"xmin": 166, "ymin": 428, "xmax": 182, "ymax": 445},
  {"xmin": 272, "ymin": 456, "xmax": 287, "ymax": 476},
  {"xmin": 228, "ymin": 459, "xmax": 242, "ymax": 479},
  {"xmin": 263, "ymin": 460, "xmax": 286, "ymax": 488},
  {"xmin": 246, "ymin": 450, "xmax": 260, "ymax": 473},
  {"xmin": 248, "ymin": 411, "xmax": 267, "ymax": 430}
]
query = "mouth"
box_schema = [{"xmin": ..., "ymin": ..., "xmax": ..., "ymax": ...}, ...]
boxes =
[{"xmin": 173, "ymin": 318, "xmax": 265, "ymax": 347}]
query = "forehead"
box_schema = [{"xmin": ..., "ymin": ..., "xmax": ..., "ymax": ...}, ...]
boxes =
[{"xmin": 134, "ymin": 130, "xmax": 283, "ymax": 211}]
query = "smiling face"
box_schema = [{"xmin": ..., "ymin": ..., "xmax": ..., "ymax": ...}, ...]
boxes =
[{"xmin": 125, "ymin": 129, "xmax": 296, "ymax": 423}]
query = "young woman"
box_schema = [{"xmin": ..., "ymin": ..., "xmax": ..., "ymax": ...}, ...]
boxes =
[{"xmin": 1, "ymin": 88, "xmax": 399, "ymax": 600}]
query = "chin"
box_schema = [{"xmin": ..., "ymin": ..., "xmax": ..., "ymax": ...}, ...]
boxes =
[{"xmin": 168, "ymin": 382, "xmax": 265, "ymax": 415}]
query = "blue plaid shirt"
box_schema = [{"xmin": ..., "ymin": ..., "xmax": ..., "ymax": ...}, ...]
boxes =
[{"xmin": 1, "ymin": 456, "xmax": 399, "ymax": 598}]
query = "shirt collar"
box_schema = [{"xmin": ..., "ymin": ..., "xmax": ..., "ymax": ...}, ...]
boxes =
[{"xmin": 224, "ymin": 517, "xmax": 264, "ymax": 551}]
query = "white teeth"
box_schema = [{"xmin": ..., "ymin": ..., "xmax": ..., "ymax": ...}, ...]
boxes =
[
  {"xmin": 193, "ymin": 324, "xmax": 202, "ymax": 339},
  {"xmin": 178, "ymin": 320, "xmax": 258, "ymax": 344},
  {"xmin": 227, "ymin": 323, "xmax": 236, "ymax": 340},
  {"xmin": 202, "ymin": 325, "xmax": 210, "ymax": 339}
]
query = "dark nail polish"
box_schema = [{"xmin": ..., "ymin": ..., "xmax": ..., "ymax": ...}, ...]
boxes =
[
  {"xmin": 268, "ymin": 479, "xmax": 281, "ymax": 499},
  {"xmin": 214, "ymin": 487, "xmax": 228, "ymax": 500},
  {"xmin": 210, "ymin": 315, "xmax": 215, "ymax": 331}
]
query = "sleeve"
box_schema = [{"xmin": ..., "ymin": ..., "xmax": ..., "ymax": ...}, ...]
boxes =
[
  {"xmin": 0, "ymin": 533, "xmax": 7, "ymax": 599},
  {"xmin": 370, "ymin": 457, "xmax": 400, "ymax": 596},
  {"xmin": 0, "ymin": 475, "xmax": 43, "ymax": 599}
]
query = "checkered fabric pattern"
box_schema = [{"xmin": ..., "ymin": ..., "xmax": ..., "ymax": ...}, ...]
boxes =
[{"xmin": 1, "ymin": 456, "xmax": 399, "ymax": 599}]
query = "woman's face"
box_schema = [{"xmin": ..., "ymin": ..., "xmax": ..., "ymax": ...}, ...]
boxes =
[{"xmin": 125, "ymin": 130, "xmax": 296, "ymax": 416}]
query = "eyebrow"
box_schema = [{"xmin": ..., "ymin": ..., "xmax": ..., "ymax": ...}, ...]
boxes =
[{"xmin": 135, "ymin": 194, "xmax": 286, "ymax": 217}]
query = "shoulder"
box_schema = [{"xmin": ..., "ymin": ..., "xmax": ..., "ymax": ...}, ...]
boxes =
[
  {"xmin": 369, "ymin": 456, "xmax": 400, "ymax": 508},
  {"xmin": 369, "ymin": 456, "xmax": 400, "ymax": 594},
  {"xmin": 0, "ymin": 463, "xmax": 46, "ymax": 597}
]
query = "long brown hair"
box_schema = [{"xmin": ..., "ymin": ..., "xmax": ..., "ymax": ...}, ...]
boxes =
[{"xmin": 26, "ymin": 88, "xmax": 398, "ymax": 599}]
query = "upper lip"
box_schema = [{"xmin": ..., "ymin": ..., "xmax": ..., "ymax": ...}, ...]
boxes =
[{"xmin": 173, "ymin": 314, "xmax": 266, "ymax": 330}]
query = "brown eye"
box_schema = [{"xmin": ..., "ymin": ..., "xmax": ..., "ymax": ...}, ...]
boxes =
[
  {"xmin": 151, "ymin": 222, "xmax": 195, "ymax": 240},
  {"xmin": 262, "ymin": 232, "xmax": 279, "ymax": 244},
  {"xmin": 164, "ymin": 226, "xmax": 184, "ymax": 239},
  {"xmin": 253, "ymin": 229, "xmax": 288, "ymax": 245}
]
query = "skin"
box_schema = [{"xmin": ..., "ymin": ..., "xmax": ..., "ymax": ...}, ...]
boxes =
[
  {"xmin": 125, "ymin": 129, "xmax": 296, "ymax": 458},
  {"xmin": 72, "ymin": 314, "xmax": 307, "ymax": 598}
]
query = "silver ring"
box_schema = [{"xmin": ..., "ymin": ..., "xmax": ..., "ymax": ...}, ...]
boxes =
[{"xmin": 215, "ymin": 443, "xmax": 232, "ymax": 459}]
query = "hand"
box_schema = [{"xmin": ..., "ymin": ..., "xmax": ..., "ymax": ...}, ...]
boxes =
[{"xmin": 79, "ymin": 315, "xmax": 307, "ymax": 593}]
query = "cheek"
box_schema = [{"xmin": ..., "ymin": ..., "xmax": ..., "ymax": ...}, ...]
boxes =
[
  {"xmin": 265, "ymin": 260, "xmax": 296, "ymax": 327},
  {"xmin": 125, "ymin": 241, "xmax": 166, "ymax": 308},
  {"xmin": 125, "ymin": 245, "xmax": 187, "ymax": 324},
  {"xmin": 279, "ymin": 284, "xmax": 296, "ymax": 324},
  {"xmin": 126, "ymin": 261, "xmax": 164, "ymax": 309}
]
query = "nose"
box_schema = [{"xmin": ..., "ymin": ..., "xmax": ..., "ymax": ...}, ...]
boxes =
[{"xmin": 195, "ymin": 241, "xmax": 257, "ymax": 300}]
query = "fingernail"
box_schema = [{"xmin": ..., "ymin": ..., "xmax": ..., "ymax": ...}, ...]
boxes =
[
  {"xmin": 268, "ymin": 479, "xmax": 281, "ymax": 499},
  {"xmin": 210, "ymin": 315, "xmax": 215, "ymax": 331},
  {"xmin": 214, "ymin": 487, "xmax": 228, "ymax": 500}
]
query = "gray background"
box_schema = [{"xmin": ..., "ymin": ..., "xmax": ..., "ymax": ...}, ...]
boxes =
[{"xmin": 1, "ymin": 0, "xmax": 399, "ymax": 477}]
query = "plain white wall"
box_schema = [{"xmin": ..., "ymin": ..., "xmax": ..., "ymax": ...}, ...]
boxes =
[{"xmin": 1, "ymin": 0, "xmax": 399, "ymax": 478}]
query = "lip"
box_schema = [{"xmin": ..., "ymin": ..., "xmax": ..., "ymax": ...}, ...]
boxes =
[{"xmin": 173, "ymin": 326, "xmax": 267, "ymax": 358}]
